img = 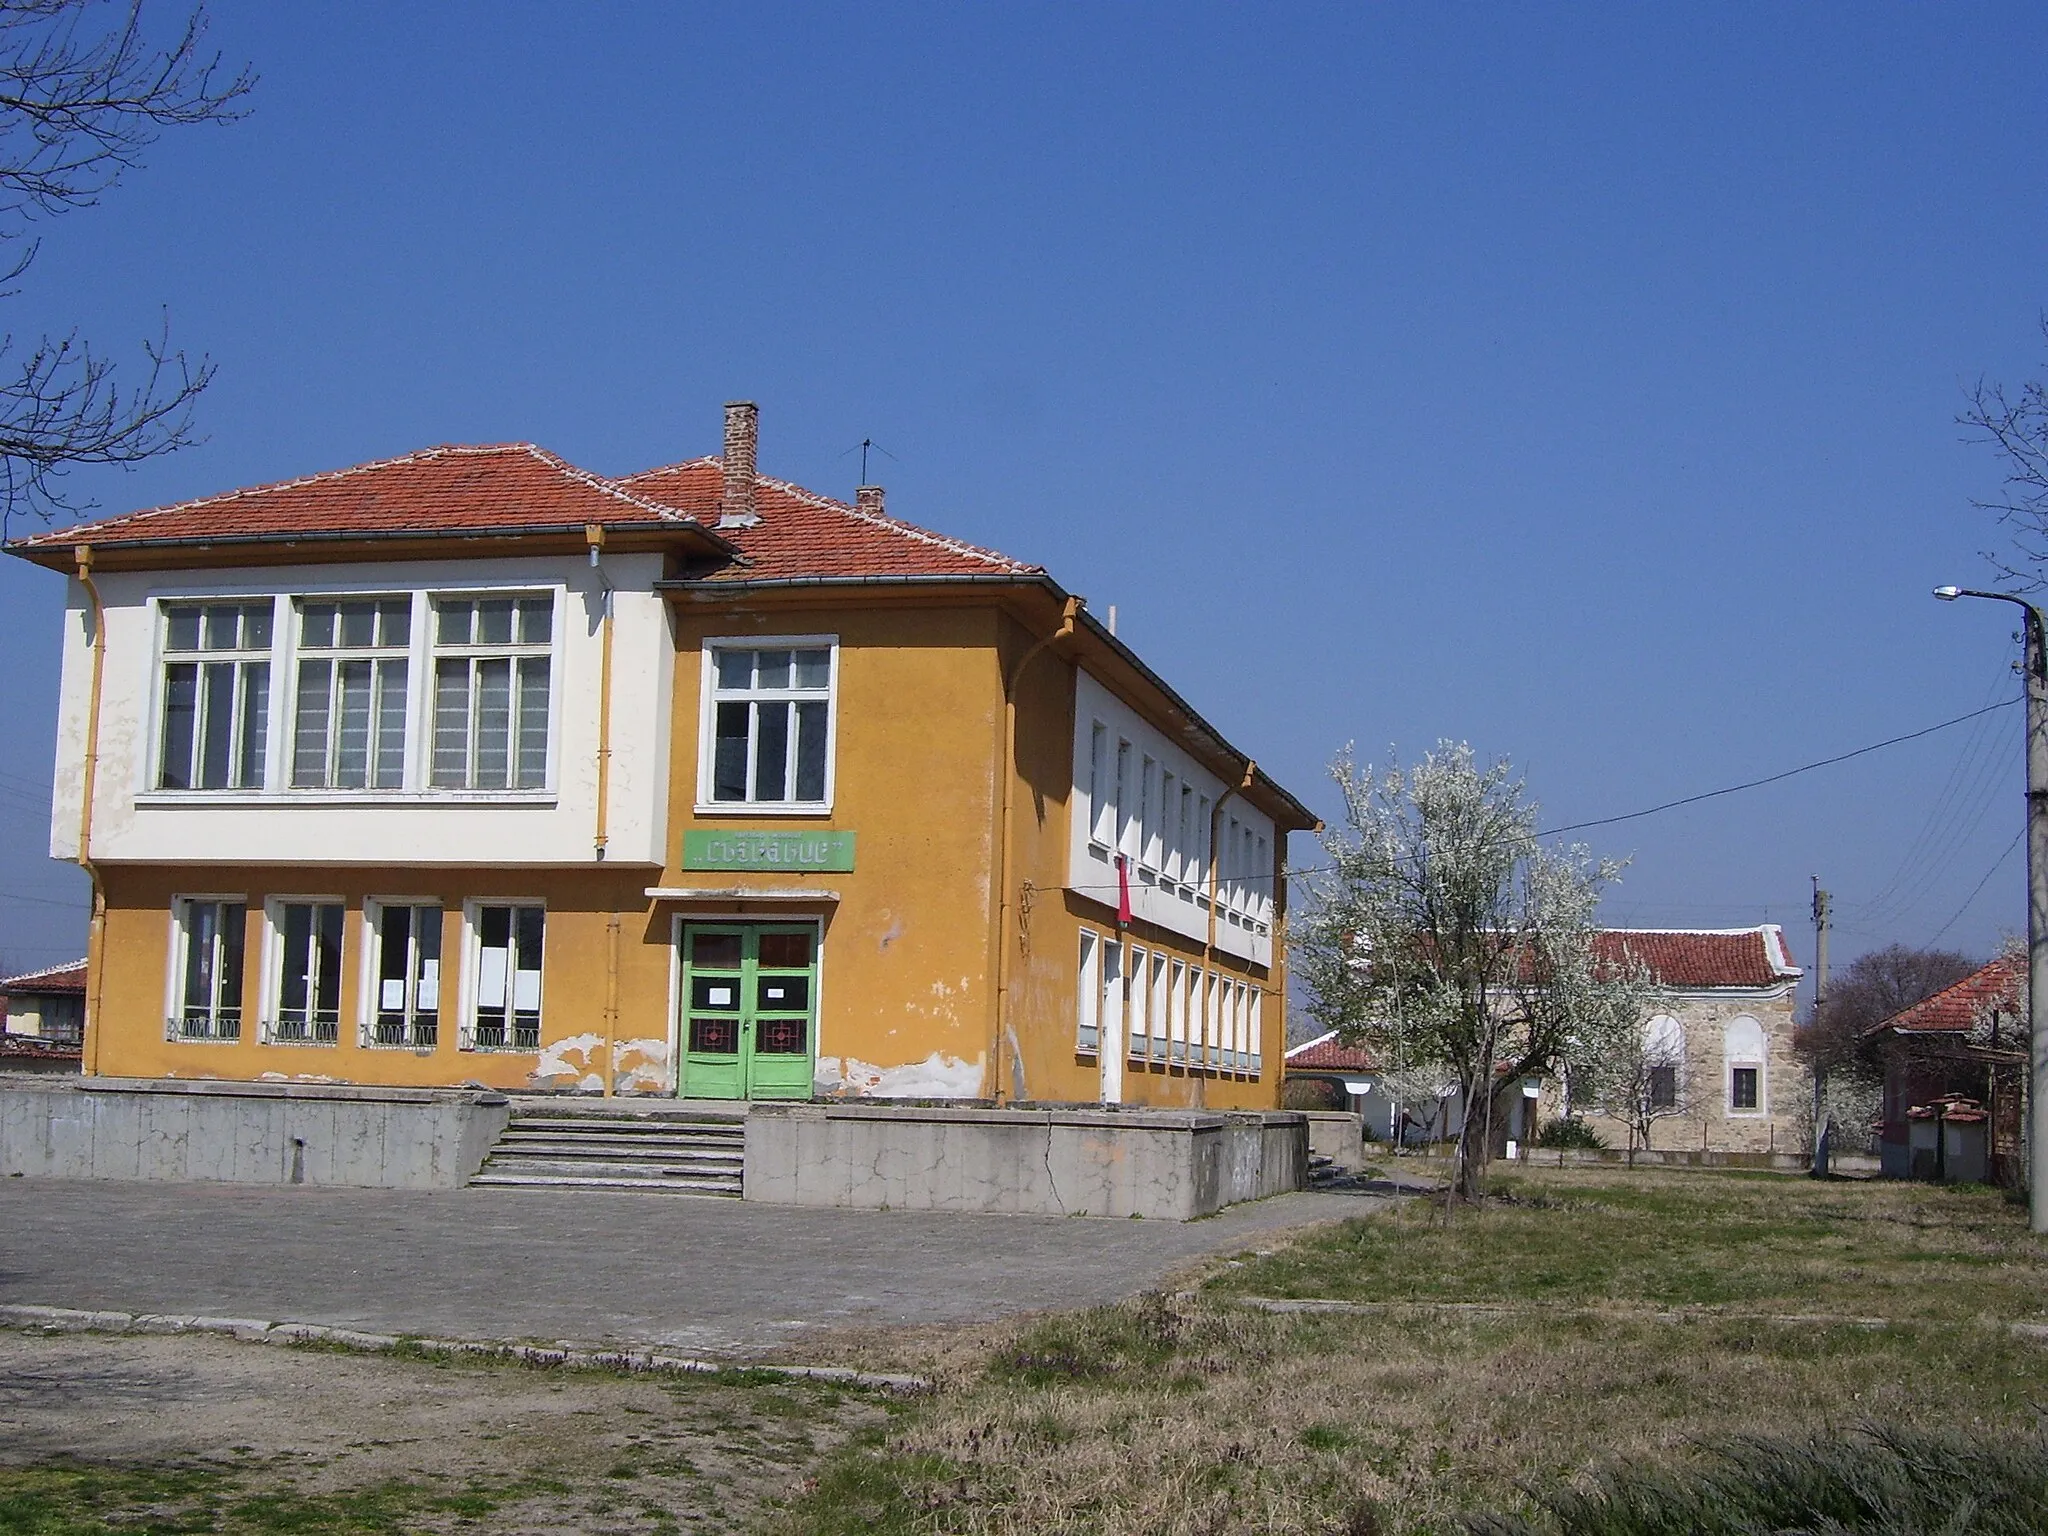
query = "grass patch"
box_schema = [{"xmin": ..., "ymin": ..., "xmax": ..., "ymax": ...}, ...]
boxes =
[
  {"xmin": 0, "ymin": 1462, "xmax": 516, "ymax": 1534},
  {"xmin": 778, "ymin": 1168, "xmax": 2048, "ymax": 1535}
]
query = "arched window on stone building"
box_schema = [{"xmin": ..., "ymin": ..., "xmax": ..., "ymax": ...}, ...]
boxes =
[
  {"xmin": 1724, "ymin": 1014, "xmax": 1766, "ymax": 1115},
  {"xmin": 1644, "ymin": 1014, "xmax": 1684, "ymax": 1108}
]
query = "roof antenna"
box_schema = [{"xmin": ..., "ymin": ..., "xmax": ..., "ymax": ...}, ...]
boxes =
[{"xmin": 840, "ymin": 437, "xmax": 901, "ymax": 488}]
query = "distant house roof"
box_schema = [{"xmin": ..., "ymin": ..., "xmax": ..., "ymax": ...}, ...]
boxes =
[
  {"xmin": 1596, "ymin": 927, "xmax": 1802, "ymax": 990},
  {"xmin": 6, "ymin": 444, "xmax": 737, "ymax": 565},
  {"xmin": 1284, "ymin": 1032, "xmax": 1379, "ymax": 1073},
  {"xmin": 618, "ymin": 460, "xmax": 1042, "ymax": 582},
  {"xmin": 1870, "ymin": 953, "xmax": 2024, "ymax": 1036},
  {"xmin": 0, "ymin": 959, "xmax": 85, "ymax": 996}
]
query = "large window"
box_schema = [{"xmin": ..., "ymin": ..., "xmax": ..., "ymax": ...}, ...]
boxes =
[
  {"xmin": 468, "ymin": 903, "xmax": 543, "ymax": 1050},
  {"xmin": 367, "ymin": 902, "xmax": 441, "ymax": 1048},
  {"xmin": 158, "ymin": 603, "xmax": 271, "ymax": 790},
  {"xmin": 706, "ymin": 642, "xmax": 835, "ymax": 808},
  {"xmin": 432, "ymin": 595, "xmax": 553, "ymax": 790},
  {"xmin": 170, "ymin": 898, "xmax": 245, "ymax": 1040},
  {"xmin": 292, "ymin": 599, "xmax": 410, "ymax": 789},
  {"xmin": 267, "ymin": 900, "xmax": 343, "ymax": 1044}
]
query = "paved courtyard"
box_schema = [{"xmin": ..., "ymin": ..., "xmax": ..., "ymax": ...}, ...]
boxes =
[{"xmin": 0, "ymin": 1180, "xmax": 1382, "ymax": 1358}]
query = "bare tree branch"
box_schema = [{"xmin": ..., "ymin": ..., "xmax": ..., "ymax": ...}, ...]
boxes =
[
  {"xmin": 1962, "ymin": 316, "xmax": 2048, "ymax": 589},
  {"xmin": 0, "ymin": 1, "xmax": 251, "ymax": 528}
]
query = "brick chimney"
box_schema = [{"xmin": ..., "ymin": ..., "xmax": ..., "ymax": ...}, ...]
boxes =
[
  {"xmin": 718, "ymin": 401, "xmax": 760, "ymax": 529},
  {"xmin": 855, "ymin": 484, "xmax": 885, "ymax": 518}
]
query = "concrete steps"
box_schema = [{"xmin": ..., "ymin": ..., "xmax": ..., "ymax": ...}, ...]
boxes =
[{"xmin": 471, "ymin": 1109, "xmax": 746, "ymax": 1197}]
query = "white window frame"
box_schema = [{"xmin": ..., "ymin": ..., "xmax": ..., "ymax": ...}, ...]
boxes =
[
  {"xmin": 461, "ymin": 900, "xmax": 546, "ymax": 1052},
  {"xmin": 429, "ymin": 591, "xmax": 559, "ymax": 794},
  {"xmin": 153, "ymin": 599, "xmax": 276, "ymax": 793},
  {"xmin": 696, "ymin": 634, "xmax": 840, "ymax": 816},
  {"xmin": 1088, "ymin": 722, "xmax": 1114, "ymax": 850},
  {"xmin": 1148, "ymin": 950, "xmax": 1168, "ymax": 1065},
  {"xmin": 288, "ymin": 595, "xmax": 416, "ymax": 792},
  {"xmin": 1077, "ymin": 929, "xmax": 1100, "ymax": 1055},
  {"xmin": 362, "ymin": 898, "xmax": 445, "ymax": 1050},
  {"xmin": 1139, "ymin": 755, "xmax": 1161, "ymax": 878},
  {"xmin": 1169, "ymin": 959, "xmax": 1187, "ymax": 1063},
  {"xmin": 260, "ymin": 896, "xmax": 346, "ymax": 1045},
  {"xmin": 1724, "ymin": 1015, "xmax": 1768, "ymax": 1117},
  {"xmin": 165, "ymin": 895, "xmax": 248, "ymax": 1042},
  {"xmin": 1127, "ymin": 944, "xmax": 1149, "ymax": 1061},
  {"xmin": 1249, "ymin": 986, "xmax": 1263, "ymax": 1074}
]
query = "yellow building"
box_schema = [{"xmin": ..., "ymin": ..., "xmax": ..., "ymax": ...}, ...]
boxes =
[{"xmin": 11, "ymin": 403, "xmax": 1316, "ymax": 1110}]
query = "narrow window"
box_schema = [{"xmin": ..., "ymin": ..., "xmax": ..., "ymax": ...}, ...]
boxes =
[
  {"xmin": 1254, "ymin": 834, "xmax": 1271, "ymax": 926},
  {"xmin": 1140, "ymin": 756, "xmax": 1160, "ymax": 874},
  {"xmin": 1127, "ymin": 945, "xmax": 1149, "ymax": 1060},
  {"xmin": 706, "ymin": 643, "xmax": 835, "ymax": 807},
  {"xmin": 171, "ymin": 899, "xmax": 245, "ymax": 1040},
  {"xmin": 431, "ymin": 595, "xmax": 554, "ymax": 790},
  {"xmin": 270, "ymin": 901, "xmax": 343, "ymax": 1043},
  {"xmin": 1101, "ymin": 938, "xmax": 1124, "ymax": 1058},
  {"xmin": 1730, "ymin": 1066, "xmax": 1759, "ymax": 1111},
  {"xmin": 158, "ymin": 602, "xmax": 272, "ymax": 790},
  {"xmin": 368, "ymin": 902, "xmax": 441, "ymax": 1048},
  {"xmin": 1205, "ymin": 971, "xmax": 1221, "ymax": 1068},
  {"xmin": 292, "ymin": 598, "xmax": 411, "ymax": 789},
  {"xmin": 1249, "ymin": 986, "xmax": 1263, "ymax": 1072},
  {"xmin": 1160, "ymin": 771, "xmax": 1179, "ymax": 882},
  {"xmin": 1114, "ymin": 740, "xmax": 1134, "ymax": 857},
  {"xmin": 1195, "ymin": 796, "xmax": 1212, "ymax": 894},
  {"xmin": 470, "ymin": 903, "xmax": 543, "ymax": 1050},
  {"xmin": 1149, "ymin": 951, "xmax": 1168, "ymax": 1063},
  {"xmin": 1179, "ymin": 785, "xmax": 1196, "ymax": 891},
  {"xmin": 1648, "ymin": 1065, "xmax": 1678, "ymax": 1109},
  {"xmin": 1088, "ymin": 722, "xmax": 1112, "ymax": 846},
  {"xmin": 1077, "ymin": 930, "xmax": 1099, "ymax": 1054},
  {"xmin": 1169, "ymin": 959, "xmax": 1187, "ymax": 1062}
]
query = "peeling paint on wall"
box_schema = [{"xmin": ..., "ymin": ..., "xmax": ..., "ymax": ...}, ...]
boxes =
[
  {"xmin": 530, "ymin": 1032, "xmax": 606, "ymax": 1091},
  {"xmin": 814, "ymin": 1051, "xmax": 985, "ymax": 1099},
  {"xmin": 611, "ymin": 1036, "xmax": 671, "ymax": 1094}
]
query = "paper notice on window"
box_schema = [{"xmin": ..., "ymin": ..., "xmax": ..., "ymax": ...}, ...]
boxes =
[
  {"xmin": 380, "ymin": 979, "xmax": 405, "ymax": 1011},
  {"xmin": 477, "ymin": 947, "xmax": 508, "ymax": 1008},
  {"xmin": 709, "ymin": 986, "xmax": 733, "ymax": 1007},
  {"xmin": 418, "ymin": 961, "xmax": 439, "ymax": 1011},
  {"xmin": 513, "ymin": 967, "xmax": 541, "ymax": 1012},
  {"xmin": 765, "ymin": 986, "xmax": 785, "ymax": 1000}
]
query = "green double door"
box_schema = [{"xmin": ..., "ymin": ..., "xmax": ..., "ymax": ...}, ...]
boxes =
[{"xmin": 679, "ymin": 923, "xmax": 818, "ymax": 1100}]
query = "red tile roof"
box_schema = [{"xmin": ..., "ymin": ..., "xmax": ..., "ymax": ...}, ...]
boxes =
[
  {"xmin": 1595, "ymin": 927, "xmax": 1801, "ymax": 989},
  {"xmin": 1871, "ymin": 953, "xmax": 2023, "ymax": 1035},
  {"xmin": 0, "ymin": 959, "xmax": 86, "ymax": 995},
  {"xmin": 618, "ymin": 459, "xmax": 1040, "ymax": 581},
  {"xmin": 1285, "ymin": 1033, "xmax": 1380, "ymax": 1072},
  {"xmin": 11, "ymin": 444, "xmax": 728, "ymax": 555}
]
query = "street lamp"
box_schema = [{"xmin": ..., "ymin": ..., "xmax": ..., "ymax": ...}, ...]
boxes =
[{"xmin": 1933, "ymin": 584, "xmax": 2048, "ymax": 1232}]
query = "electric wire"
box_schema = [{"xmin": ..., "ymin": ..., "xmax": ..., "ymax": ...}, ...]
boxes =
[{"xmin": 1927, "ymin": 828, "xmax": 2025, "ymax": 945}]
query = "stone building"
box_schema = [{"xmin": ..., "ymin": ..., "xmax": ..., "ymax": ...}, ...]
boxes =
[{"xmin": 1554, "ymin": 926, "xmax": 1806, "ymax": 1156}]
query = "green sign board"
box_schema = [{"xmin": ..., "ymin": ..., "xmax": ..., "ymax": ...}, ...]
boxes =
[{"xmin": 682, "ymin": 829, "xmax": 857, "ymax": 874}]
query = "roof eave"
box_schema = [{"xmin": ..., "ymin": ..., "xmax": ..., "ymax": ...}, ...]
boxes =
[{"xmin": 6, "ymin": 518, "xmax": 741, "ymax": 571}]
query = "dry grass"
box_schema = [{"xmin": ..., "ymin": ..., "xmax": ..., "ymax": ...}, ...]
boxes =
[{"xmin": 780, "ymin": 1169, "xmax": 2048, "ymax": 1535}]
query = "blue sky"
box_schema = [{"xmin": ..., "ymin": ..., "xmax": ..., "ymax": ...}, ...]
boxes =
[{"xmin": 2, "ymin": 2, "xmax": 2045, "ymax": 990}]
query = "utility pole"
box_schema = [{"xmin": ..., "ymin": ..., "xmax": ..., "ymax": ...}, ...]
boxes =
[
  {"xmin": 1934, "ymin": 585, "xmax": 2048, "ymax": 1232},
  {"xmin": 1810, "ymin": 877, "xmax": 1832, "ymax": 1174}
]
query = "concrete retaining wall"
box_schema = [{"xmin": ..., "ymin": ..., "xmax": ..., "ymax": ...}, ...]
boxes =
[
  {"xmin": 1304, "ymin": 1111, "xmax": 1365, "ymax": 1169},
  {"xmin": 744, "ymin": 1103, "xmax": 1308, "ymax": 1219},
  {"xmin": 0, "ymin": 1079, "xmax": 510, "ymax": 1189}
]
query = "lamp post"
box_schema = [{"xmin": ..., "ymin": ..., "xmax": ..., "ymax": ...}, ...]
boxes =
[{"xmin": 1934, "ymin": 585, "xmax": 2048, "ymax": 1231}]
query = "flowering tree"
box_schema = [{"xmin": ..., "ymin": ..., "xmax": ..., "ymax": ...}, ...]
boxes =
[{"xmin": 1294, "ymin": 742, "xmax": 1646, "ymax": 1203}]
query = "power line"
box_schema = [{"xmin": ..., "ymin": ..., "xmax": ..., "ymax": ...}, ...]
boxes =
[
  {"xmin": 1538, "ymin": 698, "xmax": 2021, "ymax": 837},
  {"xmin": 1928, "ymin": 829, "xmax": 2024, "ymax": 944}
]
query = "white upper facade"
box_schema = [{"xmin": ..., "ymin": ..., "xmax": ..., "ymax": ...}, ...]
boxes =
[
  {"xmin": 49, "ymin": 551, "xmax": 674, "ymax": 867},
  {"xmin": 1066, "ymin": 669, "xmax": 1276, "ymax": 968}
]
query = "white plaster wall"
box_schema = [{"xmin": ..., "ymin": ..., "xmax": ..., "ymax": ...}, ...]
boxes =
[
  {"xmin": 1067, "ymin": 670, "xmax": 1275, "ymax": 967},
  {"xmin": 48, "ymin": 552, "xmax": 672, "ymax": 867}
]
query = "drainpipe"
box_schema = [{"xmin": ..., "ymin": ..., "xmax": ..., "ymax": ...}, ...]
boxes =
[
  {"xmin": 586, "ymin": 525, "xmax": 613, "ymax": 860},
  {"xmin": 991, "ymin": 595, "xmax": 1082, "ymax": 1104},
  {"xmin": 1201, "ymin": 760, "xmax": 1255, "ymax": 1096},
  {"xmin": 73, "ymin": 546, "xmax": 108, "ymax": 1077},
  {"xmin": 603, "ymin": 911, "xmax": 620, "ymax": 1098}
]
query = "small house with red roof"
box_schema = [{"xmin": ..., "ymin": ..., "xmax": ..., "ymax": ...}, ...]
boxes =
[
  {"xmin": 0, "ymin": 958, "xmax": 86, "ymax": 1069},
  {"xmin": 6, "ymin": 404, "xmax": 1314, "ymax": 1113},
  {"xmin": 1864, "ymin": 952, "xmax": 2025, "ymax": 1182}
]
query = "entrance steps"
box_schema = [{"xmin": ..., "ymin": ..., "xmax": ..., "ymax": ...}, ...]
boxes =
[{"xmin": 471, "ymin": 1103, "xmax": 747, "ymax": 1196}]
